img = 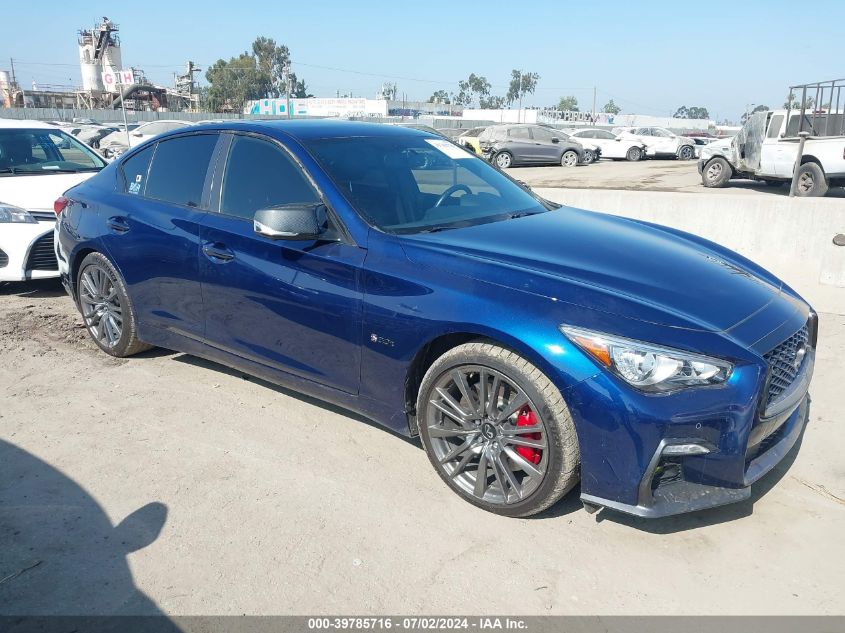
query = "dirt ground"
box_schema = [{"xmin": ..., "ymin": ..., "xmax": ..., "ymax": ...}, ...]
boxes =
[
  {"xmin": 514, "ymin": 159, "xmax": 845, "ymax": 197},
  {"xmin": 1, "ymin": 278, "xmax": 843, "ymax": 616}
]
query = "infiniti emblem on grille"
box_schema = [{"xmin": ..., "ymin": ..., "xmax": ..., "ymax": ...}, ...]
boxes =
[{"xmin": 793, "ymin": 345, "xmax": 806, "ymax": 369}]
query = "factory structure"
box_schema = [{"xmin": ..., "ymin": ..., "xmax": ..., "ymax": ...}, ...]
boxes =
[{"xmin": 1, "ymin": 18, "xmax": 200, "ymax": 112}]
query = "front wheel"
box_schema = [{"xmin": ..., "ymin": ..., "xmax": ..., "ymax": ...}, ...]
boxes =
[
  {"xmin": 625, "ymin": 146, "xmax": 643, "ymax": 162},
  {"xmin": 701, "ymin": 157, "xmax": 732, "ymax": 188},
  {"xmin": 77, "ymin": 252, "xmax": 153, "ymax": 357},
  {"xmin": 560, "ymin": 150, "xmax": 578, "ymax": 168},
  {"xmin": 794, "ymin": 162, "xmax": 829, "ymax": 197},
  {"xmin": 417, "ymin": 342, "xmax": 580, "ymax": 517}
]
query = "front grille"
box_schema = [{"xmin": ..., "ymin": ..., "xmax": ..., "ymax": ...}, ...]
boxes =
[
  {"xmin": 24, "ymin": 233, "xmax": 58, "ymax": 272},
  {"xmin": 764, "ymin": 324, "xmax": 810, "ymax": 403},
  {"xmin": 0, "ymin": 248, "xmax": 7, "ymax": 268}
]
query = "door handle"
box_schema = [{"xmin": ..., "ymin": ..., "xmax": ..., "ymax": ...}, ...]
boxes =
[
  {"xmin": 107, "ymin": 216, "xmax": 130, "ymax": 234},
  {"xmin": 202, "ymin": 242, "xmax": 235, "ymax": 262}
]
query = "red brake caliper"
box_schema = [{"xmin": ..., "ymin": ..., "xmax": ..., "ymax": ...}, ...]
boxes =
[{"xmin": 515, "ymin": 405, "xmax": 542, "ymax": 465}]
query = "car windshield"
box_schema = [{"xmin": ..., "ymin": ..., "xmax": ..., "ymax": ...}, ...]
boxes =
[
  {"xmin": 0, "ymin": 128, "xmax": 106, "ymax": 174},
  {"xmin": 303, "ymin": 134, "xmax": 547, "ymax": 234}
]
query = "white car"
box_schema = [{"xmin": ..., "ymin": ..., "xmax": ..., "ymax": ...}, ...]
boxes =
[
  {"xmin": 567, "ymin": 128, "xmax": 648, "ymax": 161},
  {"xmin": 0, "ymin": 119, "xmax": 106, "ymax": 282},
  {"xmin": 99, "ymin": 119, "xmax": 191, "ymax": 158},
  {"xmin": 614, "ymin": 126, "xmax": 697, "ymax": 160}
]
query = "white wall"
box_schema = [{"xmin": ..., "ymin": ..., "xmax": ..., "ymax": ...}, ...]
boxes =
[{"xmin": 536, "ymin": 188, "xmax": 845, "ymax": 315}]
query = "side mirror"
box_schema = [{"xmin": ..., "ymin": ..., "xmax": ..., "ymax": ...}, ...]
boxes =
[
  {"xmin": 254, "ymin": 203, "xmax": 325, "ymax": 240},
  {"xmin": 551, "ymin": 137, "xmax": 560, "ymax": 143},
  {"xmin": 132, "ymin": 132, "xmax": 143, "ymax": 137}
]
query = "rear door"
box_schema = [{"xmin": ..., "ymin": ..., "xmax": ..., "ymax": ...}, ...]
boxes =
[
  {"xmin": 504, "ymin": 126, "xmax": 536, "ymax": 163},
  {"xmin": 199, "ymin": 132, "xmax": 365, "ymax": 394},
  {"xmin": 101, "ymin": 132, "xmax": 219, "ymax": 337}
]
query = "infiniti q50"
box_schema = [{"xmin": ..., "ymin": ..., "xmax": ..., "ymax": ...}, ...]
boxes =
[{"xmin": 54, "ymin": 121, "xmax": 816, "ymax": 518}]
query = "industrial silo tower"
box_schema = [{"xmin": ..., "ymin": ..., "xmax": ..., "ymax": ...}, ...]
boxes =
[{"xmin": 78, "ymin": 18, "xmax": 122, "ymax": 93}]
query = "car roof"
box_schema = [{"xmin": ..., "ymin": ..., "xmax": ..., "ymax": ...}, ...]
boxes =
[
  {"xmin": 0, "ymin": 118, "xmax": 56, "ymax": 130},
  {"xmin": 185, "ymin": 119, "xmax": 438, "ymax": 141}
]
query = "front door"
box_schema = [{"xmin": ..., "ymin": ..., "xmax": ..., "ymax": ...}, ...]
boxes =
[{"xmin": 199, "ymin": 133, "xmax": 365, "ymax": 394}]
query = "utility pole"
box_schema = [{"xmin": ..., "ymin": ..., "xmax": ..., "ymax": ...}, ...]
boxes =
[
  {"xmin": 592, "ymin": 86, "xmax": 597, "ymax": 120},
  {"xmin": 517, "ymin": 70, "xmax": 523, "ymax": 123},
  {"xmin": 9, "ymin": 58, "xmax": 17, "ymax": 88},
  {"xmin": 284, "ymin": 62, "xmax": 292, "ymax": 119}
]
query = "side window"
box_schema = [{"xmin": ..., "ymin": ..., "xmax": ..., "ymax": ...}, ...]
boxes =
[
  {"xmin": 596, "ymin": 130, "xmax": 616, "ymax": 139},
  {"xmin": 530, "ymin": 127, "xmax": 556, "ymax": 142},
  {"xmin": 767, "ymin": 115, "xmax": 784, "ymax": 139},
  {"xmin": 508, "ymin": 127, "xmax": 531, "ymax": 139},
  {"xmin": 121, "ymin": 144, "xmax": 155, "ymax": 195},
  {"xmin": 220, "ymin": 135, "xmax": 319, "ymax": 220},
  {"xmin": 145, "ymin": 134, "xmax": 218, "ymax": 207}
]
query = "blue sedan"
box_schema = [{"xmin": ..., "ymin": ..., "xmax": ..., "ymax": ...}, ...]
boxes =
[{"xmin": 54, "ymin": 120, "xmax": 816, "ymax": 518}]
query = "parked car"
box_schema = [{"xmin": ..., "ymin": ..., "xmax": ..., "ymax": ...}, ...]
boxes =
[
  {"xmin": 56, "ymin": 120, "xmax": 816, "ymax": 519},
  {"xmin": 99, "ymin": 120, "xmax": 192, "ymax": 158},
  {"xmin": 699, "ymin": 108, "xmax": 845, "ymax": 196},
  {"xmin": 74, "ymin": 124, "xmax": 120, "ymax": 149},
  {"xmin": 566, "ymin": 128, "xmax": 648, "ymax": 161},
  {"xmin": 456, "ymin": 126, "xmax": 487, "ymax": 155},
  {"xmin": 479, "ymin": 124, "xmax": 585, "ymax": 168},
  {"xmin": 615, "ymin": 126, "xmax": 697, "ymax": 160},
  {"xmin": 0, "ymin": 119, "xmax": 106, "ymax": 282}
]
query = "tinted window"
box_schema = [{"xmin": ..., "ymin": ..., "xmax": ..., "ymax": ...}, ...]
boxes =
[
  {"xmin": 595, "ymin": 130, "xmax": 616, "ymax": 139},
  {"xmin": 145, "ymin": 134, "xmax": 217, "ymax": 207},
  {"xmin": 121, "ymin": 144, "xmax": 154, "ymax": 195},
  {"xmin": 303, "ymin": 134, "xmax": 546, "ymax": 234},
  {"xmin": 221, "ymin": 135, "xmax": 319, "ymax": 220},
  {"xmin": 531, "ymin": 127, "xmax": 557, "ymax": 142},
  {"xmin": 509, "ymin": 127, "xmax": 531, "ymax": 139}
]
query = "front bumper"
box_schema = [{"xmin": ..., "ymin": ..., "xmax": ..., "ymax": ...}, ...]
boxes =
[
  {"xmin": 0, "ymin": 221, "xmax": 59, "ymax": 282},
  {"xmin": 568, "ymin": 320, "xmax": 815, "ymax": 519}
]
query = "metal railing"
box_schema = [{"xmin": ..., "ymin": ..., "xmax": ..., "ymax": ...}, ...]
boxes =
[{"xmin": 786, "ymin": 79, "xmax": 845, "ymax": 137}]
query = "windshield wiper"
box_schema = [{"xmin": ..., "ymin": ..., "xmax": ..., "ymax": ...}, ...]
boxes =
[
  {"xmin": 508, "ymin": 210, "xmax": 545, "ymax": 219},
  {"xmin": 417, "ymin": 225, "xmax": 457, "ymax": 233}
]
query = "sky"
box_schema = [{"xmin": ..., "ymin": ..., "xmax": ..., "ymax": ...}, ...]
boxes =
[{"xmin": 2, "ymin": 0, "xmax": 843, "ymax": 122}]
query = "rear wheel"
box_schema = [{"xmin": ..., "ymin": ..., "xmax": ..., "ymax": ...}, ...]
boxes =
[
  {"xmin": 560, "ymin": 150, "xmax": 578, "ymax": 168},
  {"xmin": 582, "ymin": 149, "xmax": 596, "ymax": 164},
  {"xmin": 794, "ymin": 162, "xmax": 828, "ymax": 197},
  {"xmin": 494, "ymin": 151, "xmax": 513, "ymax": 169},
  {"xmin": 417, "ymin": 341, "xmax": 580, "ymax": 517},
  {"xmin": 625, "ymin": 146, "xmax": 643, "ymax": 161},
  {"xmin": 701, "ymin": 157, "xmax": 732, "ymax": 188},
  {"xmin": 77, "ymin": 252, "xmax": 153, "ymax": 357}
]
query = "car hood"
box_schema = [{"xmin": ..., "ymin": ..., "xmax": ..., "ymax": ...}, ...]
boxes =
[
  {"xmin": 400, "ymin": 208, "xmax": 787, "ymax": 332},
  {"xmin": 0, "ymin": 172, "xmax": 96, "ymax": 211}
]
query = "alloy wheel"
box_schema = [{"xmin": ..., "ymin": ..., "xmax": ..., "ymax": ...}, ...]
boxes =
[
  {"xmin": 561, "ymin": 151, "xmax": 578, "ymax": 167},
  {"xmin": 679, "ymin": 145, "xmax": 694, "ymax": 160},
  {"xmin": 798, "ymin": 171, "xmax": 814, "ymax": 193},
  {"xmin": 425, "ymin": 366, "xmax": 549, "ymax": 505},
  {"xmin": 79, "ymin": 264, "xmax": 123, "ymax": 348},
  {"xmin": 495, "ymin": 152, "xmax": 512, "ymax": 168},
  {"xmin": 706, "ymin": 161, "xmax": 723, "ymax": 182}
]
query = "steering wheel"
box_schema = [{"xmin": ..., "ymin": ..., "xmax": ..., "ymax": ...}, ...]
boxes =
[{"xmin": 434, "ymin": 184, "xmax": 472, "ymax": 208}]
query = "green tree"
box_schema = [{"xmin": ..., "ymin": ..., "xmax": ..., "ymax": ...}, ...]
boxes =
[
  {"xmin": 674, "ymin": 105, "xmax": 710, "ymax": 119},
  {"xmin": 480, "ymin": 95, "xmax": 506, "ymax": 109},
  {"xmin": 506, "ymin": 70, "xmax": 540, "ymax": 106},
  {"xmin": 206, "ymin": 36, "xmax": 304, "ymax": 112},
  {"xmin": 558, "ymin": 95, "xmax": 579, "ymax": 112},
  {"xmin": 602, "ymin": 99, "xmax": 621, "ymax": 114},
  {"xmin": 455, "ymin": 74, "xmax": 492, "ymax": 107},
  {"xmin": 428, "ymin": 89, "xmax": 451, "ymax": 104}
]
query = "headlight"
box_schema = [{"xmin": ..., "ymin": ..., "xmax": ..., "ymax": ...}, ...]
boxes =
[
  {"xmin": 560, "ymin": 325, "xmax": 732, "ymax": 392},
  {"xmin": 0, "ymin": 203, "xmax": 36, "ymax": 224}
]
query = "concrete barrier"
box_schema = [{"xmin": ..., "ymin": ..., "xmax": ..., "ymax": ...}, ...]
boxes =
[{"xmin": 536, "ymin": 188, "xmax": 845, "ymax": 315}]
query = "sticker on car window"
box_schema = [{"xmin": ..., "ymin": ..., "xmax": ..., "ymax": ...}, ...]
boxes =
[
  {"xmin": 128, "ymin": 174, "xmax": 143, "ymax": 194},
  {"xmin": 425, "ymin": 139, "xmax": 471, "ymax": 159}
]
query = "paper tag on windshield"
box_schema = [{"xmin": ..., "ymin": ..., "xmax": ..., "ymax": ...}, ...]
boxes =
[{"xmin": 425, "ymin": 138, "xmax": 471, "ymax": 159}]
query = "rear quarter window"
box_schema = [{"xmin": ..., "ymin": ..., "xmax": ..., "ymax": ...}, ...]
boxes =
[
  {"xmin": 144, "ymin": 134, "xmax": 218, "ymax": 207},
  {"xmin": 121, "ymin": 145, "xmax": 155, "ymax": 195}
]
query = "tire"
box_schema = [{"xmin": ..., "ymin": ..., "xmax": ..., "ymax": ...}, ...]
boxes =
[
  {"xmin": 560, "ymin": 150, "xmax": 578, "ymax": 168},
  {"xmin": 701, "ymin": 157, "xmax": 732, "ymax": 188},
  {"xmin": 794, "ymin": 162, "xmax": 828, "ymax": 197},
  {"xmin": 625, "ymin": 146, "xmax": 643, "ymax": 162},
  {"xmin": 77, "ymin": 252, "xmax": 153, "ymax": 357},
  {"xmin": 494, "ymin": 151, "xmax": 513, "ymax": 169},
  {"xmin": 582, "ymin": 149, "xmax": 596, "ymax": 164},
  {"xmin": 677, "ymin": 145, "xmax": 695, "ymax": 160},
  {"xmin": 416, "ymin": 341, "xmax": 580, "ymax": 518}
]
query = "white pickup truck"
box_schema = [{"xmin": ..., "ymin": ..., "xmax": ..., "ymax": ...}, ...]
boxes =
[{"xmin": 698, "ymin": 108, "xmax": 845, "ymax": 196}]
